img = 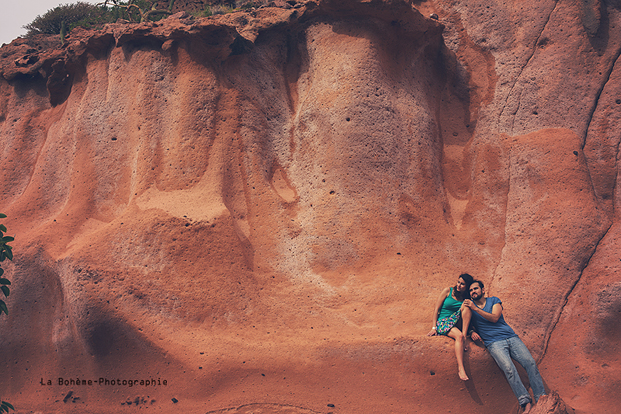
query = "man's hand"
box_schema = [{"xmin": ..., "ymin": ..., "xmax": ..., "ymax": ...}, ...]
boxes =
[
  {"xmin": 463, "ymin": 299, "xmax": 475, "ymax": 309},
  {"xmin": 470, "ymin": 331, "xmax": 481, "ymax": 342}
]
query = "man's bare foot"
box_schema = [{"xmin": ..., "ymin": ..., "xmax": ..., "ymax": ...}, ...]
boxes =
[
  {"xmin": 458, "ymin": 369, "xmax": 469, "ymax": 381},
  {"xmin": 522, "ymin": 402, "xmax": 532, "ymax": 414}
]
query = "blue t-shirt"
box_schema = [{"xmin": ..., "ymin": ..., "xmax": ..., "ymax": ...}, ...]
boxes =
[{"xmin": 470, "ymin": 296, "xmax": 518, "ymax": 346}]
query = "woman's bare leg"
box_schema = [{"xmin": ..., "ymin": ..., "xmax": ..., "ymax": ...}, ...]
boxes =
[
  {"xmin": 447, "ymin": 327, "xmax": 469, "ymax": 381},
  {"xmin": 461, "ymin": 306, "xmax": 472, "ymax": 352}
]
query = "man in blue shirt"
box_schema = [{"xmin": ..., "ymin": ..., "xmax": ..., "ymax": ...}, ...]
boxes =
[{"xmin": 463, "ymin": 280, "xmax": 546, "ymax": 414}]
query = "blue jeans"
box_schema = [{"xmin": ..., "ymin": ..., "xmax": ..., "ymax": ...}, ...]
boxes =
[{"xmin": 486, "ymin": 336, "xmax": 546, "ymax": 406}]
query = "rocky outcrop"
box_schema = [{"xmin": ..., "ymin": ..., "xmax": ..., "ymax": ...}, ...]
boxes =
[
  {"xmin": 0, "ymin": 0, "xmax": 618, "ymax": 412},
  {"xmin": 531, "ymin": 391, "xmax": 575, "ymax": 414}
]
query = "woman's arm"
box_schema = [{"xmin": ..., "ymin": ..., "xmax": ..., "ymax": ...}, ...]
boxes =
[{"xmin": 427, "ymin": 287, "xmax": 450, "ymax": 336}]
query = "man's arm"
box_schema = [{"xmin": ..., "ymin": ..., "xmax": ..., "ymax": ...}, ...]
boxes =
[{"xmin": 463, "ymin": 300, "xmax": 503, "ymax": 323}]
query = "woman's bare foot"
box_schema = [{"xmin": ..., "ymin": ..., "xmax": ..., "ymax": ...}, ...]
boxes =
[
  {"xmin": 522, "ymin": 402, "xmax": 532, "ymax": 414},
  {"xmin": 458, "ymin": 369, "xmax": 469, "ymax": 381}
]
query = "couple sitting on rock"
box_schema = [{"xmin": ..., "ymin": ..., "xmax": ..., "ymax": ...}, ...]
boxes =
[{"xmin": 427, "ymin": 273, "xmax": 546, "ymax": 414}]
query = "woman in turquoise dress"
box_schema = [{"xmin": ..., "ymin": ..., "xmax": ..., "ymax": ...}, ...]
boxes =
[{"xmin": 427, "ymin": 273, "xmax": 474, "ymax": 381}]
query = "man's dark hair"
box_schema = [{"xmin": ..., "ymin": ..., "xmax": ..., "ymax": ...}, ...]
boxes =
[{"xmin": 471, "ymin": 280, "xmax": 485, "ymax": 290}]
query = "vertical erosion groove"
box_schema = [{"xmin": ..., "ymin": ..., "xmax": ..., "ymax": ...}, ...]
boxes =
[
  {"xmin": 583, "ymin": 48, "xmax": 621, "ymax": 149},
  {"xmin": 537, "ymin": 220, "xmax": 612, "ymax": 364},
  {"xmin": 499, "ymin": 0, "xmax": 559, "ymax": 133}
]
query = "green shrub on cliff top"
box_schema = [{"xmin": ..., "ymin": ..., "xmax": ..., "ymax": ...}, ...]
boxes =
[
  {"xmin": 99, "ymin": 0, "xmax": 175, "ymax": 23},
  {"xmin": 25, "ymin": 0, "xmax": 273, "ymax": 37},
  {"xmin": 23, "ymin": 2, "xmax": 113, "ymax": 36},
  {"xmin": 24, "ymin": 1, "xmax": 180, "ymax": 37}
]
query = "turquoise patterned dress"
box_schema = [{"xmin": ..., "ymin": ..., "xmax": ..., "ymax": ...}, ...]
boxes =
[{"xmin": 436, "ymin": 287, "xmax": 463, "ymax": 335}]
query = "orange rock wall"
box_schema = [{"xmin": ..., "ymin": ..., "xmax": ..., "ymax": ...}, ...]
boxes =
[{"xmin": 0, "ymin": 0, "xmax": 619, "ymax": 413}]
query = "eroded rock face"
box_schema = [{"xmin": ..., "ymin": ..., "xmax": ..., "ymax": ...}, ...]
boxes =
[{"xmin": 0, "ymin": 0, "xmax": 618, "ymax": 412}]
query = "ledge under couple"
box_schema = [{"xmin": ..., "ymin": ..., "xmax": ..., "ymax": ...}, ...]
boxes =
[{"xmin": 427, "ymin": 273, "xmax": 546, "ymax": 414}]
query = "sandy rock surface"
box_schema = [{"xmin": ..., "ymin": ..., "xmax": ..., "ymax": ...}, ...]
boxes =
[{"xmin": 0, "ymin": 0, "xmax": 619, "ymax": 412}]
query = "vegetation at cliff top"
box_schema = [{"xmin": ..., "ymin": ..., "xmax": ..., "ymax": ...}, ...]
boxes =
[
  {"xmin": 23, "ymin": 2, "xmax": 114, "ymax": 36},
  {"xmin": 23, "ymin": 1, "xmax": 176, "ymax": 36},
  {"xmin": 23, "ymin": 1, "xmax": 275, "ymax": 37}
]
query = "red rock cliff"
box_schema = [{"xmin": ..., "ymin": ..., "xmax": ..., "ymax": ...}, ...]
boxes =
[{"xmin": 0, "ymin": 0, "xmax": 618, "ymax": 413}]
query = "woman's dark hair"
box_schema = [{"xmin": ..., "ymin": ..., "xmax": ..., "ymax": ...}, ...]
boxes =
[{"xmin": 455, "ymin": 273, "xmax": 474, "ymax": 300}]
